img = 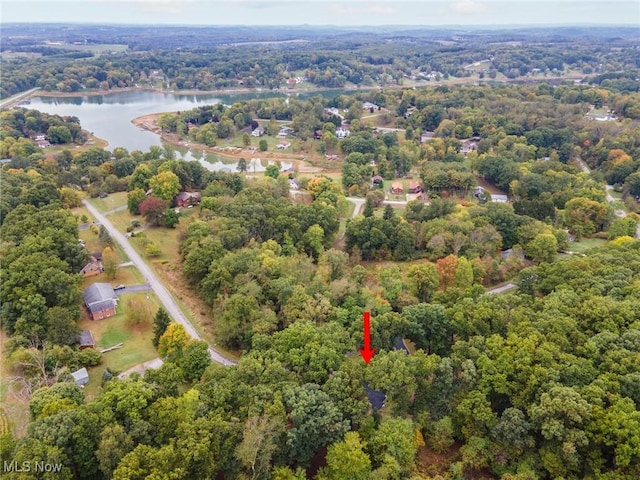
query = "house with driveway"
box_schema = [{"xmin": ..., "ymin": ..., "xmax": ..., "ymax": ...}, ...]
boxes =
[{"xmin": 84, "ymin": 283, "xmax": 118, "ymax": 320}]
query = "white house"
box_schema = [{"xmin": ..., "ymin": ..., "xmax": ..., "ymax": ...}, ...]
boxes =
[{"xmin": 336, "ymin": 126, "xmax": 350, "ymax": 139}]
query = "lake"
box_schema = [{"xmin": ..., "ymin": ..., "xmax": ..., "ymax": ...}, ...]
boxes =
[{"xmin": 23, "ymin": 88, "xmax": 344, "ymax": 171}]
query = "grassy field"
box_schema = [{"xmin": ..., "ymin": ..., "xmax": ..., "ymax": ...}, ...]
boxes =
[
  {"xmin": 81, "ymin": 292, "xmax": 160, "ymax": 399},
  {"xmin": 88, "ymin": 191, "xmax": 128, "ymax": 213},
  {"xmin": 373, "ymin": 205, "xmax": 405, "ymax": 218},
  {"xmin": 567, "ymin": 238, "xmax": 607, "ymax": 253},
  {"xmin": 0, "ymin": 330, "xmax": 29, "ymax": 437},
  {"xmin": 81, "ymin": 265, "xmax": 145, "ymax": 290},
  {"xmin": 47, "ymin": 43, "xmax": 128, "ymax": 54}
]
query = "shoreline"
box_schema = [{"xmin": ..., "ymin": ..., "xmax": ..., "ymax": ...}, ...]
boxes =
[
  {"xmin": 131, "ymin": 112, "xmax": 327, "ymax": 174},
  {"xmin": 6, "ymin": 71, "xmax": 595, "ymax": 105}
]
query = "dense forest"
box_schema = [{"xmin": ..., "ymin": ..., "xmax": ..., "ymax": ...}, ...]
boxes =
[
  {"xmin": 1, "ymin": 25, "xmax": 640, "ymax": 480},
  {"xmin": 1, "ymin": 24, "xmax": 639, "ymax": 98}
]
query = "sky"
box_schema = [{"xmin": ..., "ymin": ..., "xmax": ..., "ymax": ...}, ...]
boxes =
[{"xmin": 1, "ymin": 0, "xmax": 638, "ymax": 26}]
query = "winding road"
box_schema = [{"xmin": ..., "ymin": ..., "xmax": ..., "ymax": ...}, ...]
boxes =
[
  {"xmin": 82, "ymin": 200, "xmax": 237, "ymax": 366},
  {"xmin": 578, "ymin": 159, "xmax": 639, "ymax": 238}
]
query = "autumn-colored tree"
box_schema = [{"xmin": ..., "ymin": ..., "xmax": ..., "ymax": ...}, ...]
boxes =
[
  {"xmin": 139, "ymin": 196, "xmax": 169, "ymax": 226},
  {"xmin": 158, "ymin": 323, "xmax": 190, "ymax": 361},
  {"xmin": 436, "ymin": 254, "xmax": 459, "ymax": 290}
]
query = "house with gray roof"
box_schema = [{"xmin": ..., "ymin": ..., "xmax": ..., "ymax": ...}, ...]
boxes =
[
  {"xmin": 71, "ymin": 367, "xmax": 89, "ymax": 387},
  {"xmin": 79, "ymin": 330, "xmax": 95, "ymax": 349},
  {"xmin": 83, "ymin": 283, "xmax": 118, "ymax": 320}
]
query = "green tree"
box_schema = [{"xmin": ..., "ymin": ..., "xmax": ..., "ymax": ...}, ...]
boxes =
[
  {"xmin": 29, "ymin": 382, "xmax": 84, "ymax": 420},
  {"xmin": 318, "ymin": 432, "xmax": 372, "ymax": 480},
  {"xmin": 406, "ymin": 263, "xmax": 439, "ymax": 302},
  {"xmin": 402, "ymin": 303, "xmax": 452, "ymax": 355},
  {"xmin": 46, "ymin": 306, "xmax": 80, "ymax": 346},
  {"xmin": 302, "ymin": 224, "xmax": 325, "ymax": 261},
  {"xmin": 129, "ymin": 164, "xmax": 153, "ymax": 191},
  {"xmin": 180, "ymin": 340, "xmax": 210, "ymax": 382},
  {"xmin": 564, "ymin": 197, "xmax": 609, "ymax": 239},
  {"xmin": 259, "ymin": 139, "xmax": 268, "ymax": 152},
  {"xmin": 242, "ymin": 133, "xmax": 251, "ymax": 147},
  {"xmin": 102, "ymin": 247, "xmax": 118, "ymax": 279},
  {"xmin": 145, "ymin": 242, "xmax": 161, "ymax": 257},
  {"xmin": 428, "ymin": 416, "xmax": 455, "ymax": 453},
  {"xmin": 217, "ymin": 294, "xmax": 262, "ymax": 349},
  {"xmin": 237, "ymin": 157, "xmax": 248, "ymax": 173},
  {"xmin": 608, "ymin": 217, "xmax": 638, "ymax": 239},
  {"xmin": 265, "ymin": 164, "xmax": 280, "ymax": 179},
  {"xmin": 96, "ymin": 424, "xmax": 134, "ymax": 479},
  {"xmin": 163, "ymin": 208, "xmax": 179, "ymax": 228},
  {"xmin": 47, "ymin": 125, "xmax": 72, "ymax": 144},
  {"xmin": 283, "ymin": 383, "xmax": 349, "ymax": 466},
  {"xmin": 99, "ymin": 225, "xmax": 113, "ymax": 247},
  {"xmin": 525, "ymin": 233, "xmax": 558, "ymax": 264},
  {"xmin": 127, "ymin": 188, "xmax": 147, "ymax": 215},
  {"xmin": 455, "ymin": 256, "xmax": 475, "ymax": 288},
  {"xmin": 369, "ymin": 418, "xmax": 418, "ymax": 479},
  {"xmin": 149, "ymin": 170, "xmax": 181, "ymax": 202}
]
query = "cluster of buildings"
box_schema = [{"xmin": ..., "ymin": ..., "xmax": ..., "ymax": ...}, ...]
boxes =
[{"xmin": 33, "ymin": 134, "xmax": 51, "ymax": 148}]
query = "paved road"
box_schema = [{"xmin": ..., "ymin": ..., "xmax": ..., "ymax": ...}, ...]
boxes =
[
  {"xmin": 118, "ymin": 358, "xmax": 163, "ymax": 379},
  {"xmin": 486, "ymin": 283, "xmax": 516, "ymax": 295},
  {"xmin": 0, "ymin": 87, "xmax": 40, "ymax": 110},
  {"xmin": 346, "ymin": 197, "xmax": 365, "ymax": 218},
  {"xmin": 83, "ymin": 200, "xmax": 237, "ymax": 366},
  {"xmin": 605, "ymin": 185, "xmax": 630, "ymax": 219}
]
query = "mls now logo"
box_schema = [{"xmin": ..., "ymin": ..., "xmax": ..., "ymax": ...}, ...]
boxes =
[{"xmin": 3, "ymin": 461, "xmax": 63, "ymax": 473}]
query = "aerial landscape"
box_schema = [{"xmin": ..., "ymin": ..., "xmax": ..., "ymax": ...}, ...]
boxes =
[{"xmin": 0, "ymin": 0, "xmax": 639, "ymax": 479}]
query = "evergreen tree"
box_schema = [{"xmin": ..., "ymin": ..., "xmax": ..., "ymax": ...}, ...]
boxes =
[
  {"xmin": 363, "ymin": 198, "xmax": 374, "ymax": 218},
  {"xmin": 383, "ymin": 204, "xmax": 395, "ymax": 221},
  {"xmin": 152, "ymin": 308, "xmax": 172, "ymax": 347}
]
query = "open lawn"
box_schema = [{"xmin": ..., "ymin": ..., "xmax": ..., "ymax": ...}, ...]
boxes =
[
  {"xmin": 88, "ymin": 191, "xmax": 128, "ymax": 213},
  {"xmin": 567, "ymin": 238, "xmax": 607, "ymax": 253},
  {"xmin": 47, "ymin": 43, "xmax": 128, "ymax": 54},
  {"xmin": 0, "ymin": 330, "xmax": 30, "ymax": 437},
  {"xmin": 373, "ymin": 205, "xmax": 405, "ymax": 218},
  {"xmin": 81, "ymin": 292, "xmax": 160, "ymax": 399},
  {"xmin": 117, "ymin": 207, "xmax": 199, "ymax": 263},
  {"xmin": 81, "ymin": 265, "xmax": 145, "ymax": 290}
]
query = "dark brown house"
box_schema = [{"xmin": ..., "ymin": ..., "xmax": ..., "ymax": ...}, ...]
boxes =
[
  {"xmin": 174, "ymin": 191, "xmax": 201, "ymax": 208},
  {"xmin": 408, "ymin": 181, "xmax": 424, "ymax": 194},
  {"xmin": 79, "ymin": 330, "xmax": 96, "ymax": 349}
]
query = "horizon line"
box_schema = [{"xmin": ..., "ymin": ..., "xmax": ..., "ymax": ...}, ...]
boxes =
[{"xmin": 2, "ymin": 22, "xmax": 639, "ymax": 28}]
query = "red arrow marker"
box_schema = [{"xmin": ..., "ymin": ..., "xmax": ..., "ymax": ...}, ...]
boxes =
[{"xmin": 359, "ymin": 311, "xmax": 375, "ymax": 364}]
